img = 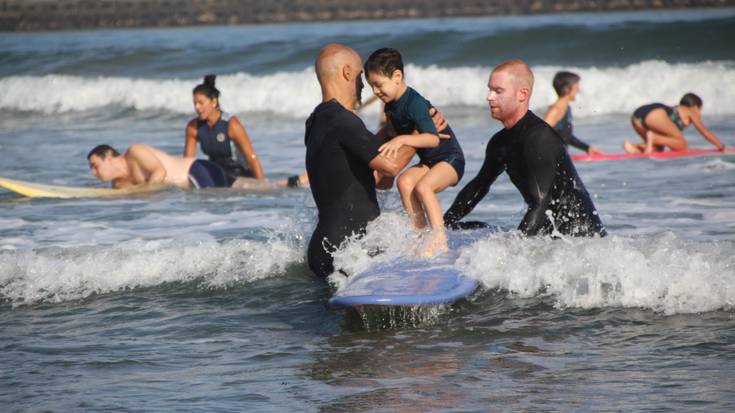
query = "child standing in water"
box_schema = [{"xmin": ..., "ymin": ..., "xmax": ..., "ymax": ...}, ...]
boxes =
[
  {"xmin": 364, "ymin": 48, "xmax": 465, "ymax": 256},
  {"xmin": 544, "ymin": 71, "xmax": 600, "ymax": 155}
]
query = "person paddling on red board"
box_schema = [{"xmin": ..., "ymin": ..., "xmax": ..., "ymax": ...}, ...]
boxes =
[{"xmin": 624, "ymin": 93, "xmax": 726, "ymax": 154}]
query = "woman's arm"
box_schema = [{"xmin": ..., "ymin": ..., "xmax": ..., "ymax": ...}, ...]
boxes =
[
  {"xmin": 184, "ymin": 119, "xmax": 199, "ymax": 157},
  {"xmin": 228, "ymin": 116, "xmax": 265, "ymax": 179}
]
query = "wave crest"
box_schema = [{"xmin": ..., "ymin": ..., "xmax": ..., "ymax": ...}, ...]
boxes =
[
  {"xmin": 456, "ymin": 232, "xmax": 735, "ymax": 315},
  {"xmin": 0, "ymin": 238, "xmax": 304, "ymax": 306},
  {"xmin": 2, "ymin": 60, "xmax": 733, "ymax": 118}
]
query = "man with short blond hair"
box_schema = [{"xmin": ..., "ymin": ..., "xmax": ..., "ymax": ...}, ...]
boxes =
[{"xmin": 444, "ymin": 59, "xmax": 606, "ymax": 237}]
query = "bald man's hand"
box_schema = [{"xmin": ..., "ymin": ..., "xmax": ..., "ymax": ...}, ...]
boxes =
[{"xmin": 430, "ymin": 107, "xmax": 450, "ymax": 139}]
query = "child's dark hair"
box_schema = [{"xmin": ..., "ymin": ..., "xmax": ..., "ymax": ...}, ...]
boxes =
[
  {"xmin": 87, "ymin": 144, "xmax": 120, "ymax": 160},
  {"xmin": 193, "ymin": 74, "xmax": 221, "ymax": 101},
  {"xmin": 364, "ymin": 48, "xmax": 404, "ymax": 78},
  {"xmin": 680, "ymin": 93, "xmax": 702, "ymax": 108},
  {"xmin": 552, "ymin": 71, "xmax": 580, "ymax": 97}
]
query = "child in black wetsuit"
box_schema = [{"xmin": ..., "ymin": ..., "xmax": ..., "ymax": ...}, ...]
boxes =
[{"xmin": 364, "ymin": 48, "xmax": 465, "ymax": 256}]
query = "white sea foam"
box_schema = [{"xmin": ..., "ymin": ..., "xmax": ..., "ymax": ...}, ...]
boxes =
[
  {"xmin": 0, "ymin": 237, "xmax": 304, "ymax": 306},
  {"xmin": 327, "ymin": 213, "xmax": 421, "ymax": 289},
  {"xmin": 2, "ymin": 60, "xmax": 733, "ymax": 118},
  {"xmin": 455, "ymin": 231, "xmax": 735, "ymax": 315},
  {"xmin": 327, "ymin": 215, "xmax": 735, "ymax": 314}
]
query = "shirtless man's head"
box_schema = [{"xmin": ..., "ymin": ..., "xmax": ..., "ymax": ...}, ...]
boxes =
[
  {"xmin": 487, "ymin": 59, "xmax": 534, "ymax": 128},
  {"xmin": 315, "ymin": 43, "xmax": 364, "ymax": 109},
  {"xmin": 87, "ymin": 144, "xmax": 124, "ymax": 182}
]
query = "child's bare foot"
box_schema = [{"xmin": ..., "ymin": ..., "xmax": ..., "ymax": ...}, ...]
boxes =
[
  {"xmin": 417, "ymin": 230, "xmax": 449, "ymax": 257},
  {"xmin": 623, "ymin": 140, "xmax": 639, "ymax": 154}
]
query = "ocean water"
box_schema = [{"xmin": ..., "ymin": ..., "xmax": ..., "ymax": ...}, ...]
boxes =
[{"xmin": 2, "ymin": 8, "xmax": 735, "ymax": 412}]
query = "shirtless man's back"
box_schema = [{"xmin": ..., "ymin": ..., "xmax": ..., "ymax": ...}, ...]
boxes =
[
  {"xmin": 88, "ymin": 143, "xmax": 294, "ymax": 190},
  {"xmin": 88, "ymin": 144, "xmax": 195, "ymax": 190},
  {"xmin": 122, "ymin": 145, "xmax": 195, "ymax": 189}
]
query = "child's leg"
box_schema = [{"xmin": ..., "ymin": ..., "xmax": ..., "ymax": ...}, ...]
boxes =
[
  {"xmin": 414, "ymin": 161, "xmax": 459, "ymax": 230},
  {"xmin": 396, "ymin": 165, "xmax": 430, "ymax": 228},
  {"xmin": 631, "ymin": 116, "xmax": 647, "ymax": 140},
  {"xmin": 643, "ymin": 109, "xmax": 687, "ymax": 152},
  {"xmin": 646, "ymin": 130, "xmax": 688, "ymax": 151},
  {"xmin": 624, "ymin": 117, "xmax": 646, "ymax": 153},
  {"xmin": 413, "ymin": 162, "xmax": 460, "ymax": 255}
]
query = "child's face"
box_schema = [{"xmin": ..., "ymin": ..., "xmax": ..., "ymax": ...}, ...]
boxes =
[
  {"xmin": 568, "ymin": 82, "xmax": 580, "ymax": 100},
  {"xmin": 366, "ymin": 70, "xmax": 403, "ymax": 103}
]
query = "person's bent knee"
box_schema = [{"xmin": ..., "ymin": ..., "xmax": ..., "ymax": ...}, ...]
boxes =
[
  {"xmin": 414, "ymin": 180, "xmax": 436, "ymax": 200},
  {"xmin": 397, "ymin": 173, "xmax": 416, "ymax": 194},
  {"xmin": 670, "ymin": 140, "xmax": 688, "ymax": 151}
]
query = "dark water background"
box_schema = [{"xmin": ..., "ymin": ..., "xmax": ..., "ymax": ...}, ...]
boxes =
[{"xmin": 2, "ymin": 8, "xmax": 735, "ymax": 412}]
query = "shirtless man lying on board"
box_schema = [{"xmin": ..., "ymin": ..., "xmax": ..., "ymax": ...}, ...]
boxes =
[{"xmin": 87, "ymin": 144, "xmax": 305, "ymax": 190}]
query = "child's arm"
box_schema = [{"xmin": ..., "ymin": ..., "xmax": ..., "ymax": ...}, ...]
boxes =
[
  {"xmin": 379, "ymin": 132, "xmax": 439, "ymax": 159},
  {"xmin": 373, "ymin": 119, "xmax": 415, "ymax": 188},
  {"xmin": 543, "ymin": 103, "xmax": 564, "ymax": 128},
  {"xmin": 691, "ymin": 113, "xmax": 725, "ymax": 150}
]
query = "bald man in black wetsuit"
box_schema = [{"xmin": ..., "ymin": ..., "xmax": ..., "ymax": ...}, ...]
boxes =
[
  {"xmin": 305, "ymin": 44, "xmax": 413, "ymax": 277},
  {"xmin": 444, "ymin": 60, "xmax": 606, "ymax": 237}
]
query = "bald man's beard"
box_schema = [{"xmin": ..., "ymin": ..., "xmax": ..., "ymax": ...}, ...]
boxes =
[{"xmin": 355, "ymin": 75, "xmax": 364, "ymax": 106}]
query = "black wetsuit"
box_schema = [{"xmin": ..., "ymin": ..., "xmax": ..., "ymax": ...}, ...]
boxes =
[
  {"xmin": 444, "ymin": 110, "xmax": 606, "ymax": 237},
  {"xmin": 304, "ymin": 100, "xmax": 382, "ymax": 277},
  {"xmin": 554, "ymin": 106, "xmax": 591, "ymax": 152}
]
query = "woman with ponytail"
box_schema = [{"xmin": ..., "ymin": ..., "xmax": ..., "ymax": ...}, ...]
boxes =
[
  {"xmin": 185, "ymin": 74, "xmax": 266, "ymax": 182},
  {"xmin": 184, "ymin": 75, "xmax": 307, "ymax": 188}
]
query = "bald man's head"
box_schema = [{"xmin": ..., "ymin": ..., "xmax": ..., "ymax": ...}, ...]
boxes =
[
  {"xmin": 315, "ymin": 44, "xmax": 361, "ymax": 83},
  {"xmin": 314, "ymin": 43, "xmax": 364, "ymax": 106},
  {"xmin": 492, "ymin": 59, "xmax": 534, "ymax": 95}
]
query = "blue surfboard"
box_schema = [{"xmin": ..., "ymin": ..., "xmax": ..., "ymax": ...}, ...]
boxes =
[{"xmin": 329, "ymin": 260, "xmax": 478, "ymax": 308}]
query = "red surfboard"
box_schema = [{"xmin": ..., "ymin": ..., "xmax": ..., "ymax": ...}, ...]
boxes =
[{"xmin": 572, "ymin": 147, "xmax": 735, "ymax": 162}]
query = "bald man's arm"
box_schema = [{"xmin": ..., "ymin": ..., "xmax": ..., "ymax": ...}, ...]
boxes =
[
  {"xmin": 374, "ymin": 146, "xmax": 416, "ymax": 189},
  {"xmin": 371, "ymin": 118, "xmax": 414, "ymax": 188}
]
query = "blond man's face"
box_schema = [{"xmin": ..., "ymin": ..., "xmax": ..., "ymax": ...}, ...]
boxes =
[{"xmin": 487, "ymin": 70, "xmax": 522, "ymax": 121}]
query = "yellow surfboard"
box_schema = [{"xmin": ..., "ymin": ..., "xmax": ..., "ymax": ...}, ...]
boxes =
[{"xmin": 0, "ymin": 176, "xmax": 169, "ymax": 199}]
